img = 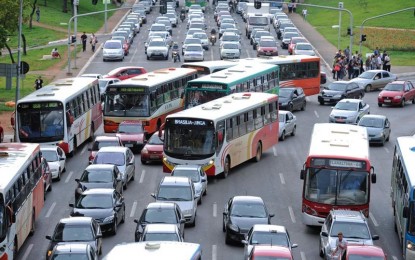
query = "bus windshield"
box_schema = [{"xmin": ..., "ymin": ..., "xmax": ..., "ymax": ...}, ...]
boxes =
[
  {"xmin": 249, "ymin": 16, "xmax": 268, "ymax": 26},
  {"xmin": 164, "ymin": 124, "xmax": 216, "ymax": 159},
  {"xmin": 104, "ymin": 93, "xmax": 150, "ymax": 117},
  {"xmin": 409, "ymin": 202, "xmax": 415, "ymax": 236},
  {"xmin": 184, "ymin": 88, "xmax": 226, "ymax": 108},
  {"xmin": 17, "ymin": 102, "xmax": 64, "ymax": 142},
  {"xmin": 304, "ymin": 168, "xmax": 368, "ymax": 205}
]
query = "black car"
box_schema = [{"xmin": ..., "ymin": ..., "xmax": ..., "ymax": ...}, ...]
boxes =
[
  {"xmin": 318, "ymin": 81, "xmax": 364, "ymax": 105},
  {"xmin": 75, "ymin": 164, "xmax": 123, "ymax": 202},
  {"xmin": 134, "ymin": 202, "xmax": 185, "ymax": 242},
  {"xmin": 45, "ymin": 217, "xmax": 103, "ymax": 258},
  {"xmin": 278, "ymin": 87, "xmax": 306, "ymax": 112},
  {"xmin": 69, "ymin": 189, "xmax": 125, "ymax": 235},
  {"xmin": 223, "ymin": 196, "xmax": 274, "ymax": 245}
]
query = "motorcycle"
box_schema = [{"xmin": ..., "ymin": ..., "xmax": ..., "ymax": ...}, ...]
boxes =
[
  {"xmin": 180, "ymin": 13, "xmax": 185, "ymax": 23},
  {"xmin": 210, "ymin": 35, "xmax": 216, "ymax": 46},
  {"xmin": 172, "ymin": 51, "xmax": 179, "ymax": 63}
]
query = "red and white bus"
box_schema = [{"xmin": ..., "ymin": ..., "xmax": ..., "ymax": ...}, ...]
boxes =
[
  {"xmin": 240, "ymin": 55, "xmax": 321, "ymax": 96},
  {"xmin": 162, "ymin": 92, "xmax": 279, "ymax": 177},
  {"xmin": 0, "ymin": 143, "xmax": 45, "ymax": 259},
  {"xmin": 14, "ymin": 77, "xmax": 103, "ymax": 156},
  {"xmin": 102, "ymin": 67, "xmax": 198, "ymax": 134},
  {"xmin": 300, "ymin": 123, "xmax": 377, "ymax": 226}
]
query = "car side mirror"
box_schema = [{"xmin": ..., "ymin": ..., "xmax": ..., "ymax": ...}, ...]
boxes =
[
  {"xmin": 291, "ymin": 243, "xmax": 298, "ymax": 248},
  {"xmin": 60, "ymin": 157, "xmax": 65, "ymax": 161},
  {"xmin": 321, "ymin": 231, "xmax": 328, "ymax": 237},
  {"xmin": 46, "ymin": 235, "xmax": 52, "ymax": 240},
  {"xmin": 180, "ymin": 219, "xmax": 186, "ymax": 224},
  {"xmin": 241, "ymin": 240, "xmax": 248, "ymax": 245},
  {"xmin": 134, "ymin": 219, "xmax": 139, "ymax": 224},
  {"xmin": 151, "ymin": 193, "xmax": 156, "ymax": 199},
  {"xmin": 201, "ymin": 179, "xmax": 206, "ymax": 182},
  {"xmin": 223, "ymin": 211, "xmax": 228, "ymax": 216},
  {"xmin": 75, "ymin": 178, "xmax": 80, "ymax": 182},
  {"xmin": 269, "ymin": 213, "xmax": 275, "ymax": 218},
  {"xmin": 69, "ymin": 203, "xmax": 74, "ymax": 207},
  {"xmin": 194, "ymin": 195, "xmax": 200, "ymax": 200},
  {"xmin": 372, "ymin": 235, "xmax": 379, "ymax": 240},
  {"xmin": 88, "ymin": 148, "xmax": 92, "ymax": 151},
  {"xmin": 96, "ymin": 234, "xmax": 103, "ymax": 239}
]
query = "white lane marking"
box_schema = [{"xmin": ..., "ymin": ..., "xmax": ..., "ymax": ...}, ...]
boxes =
[
  {"xmin": 213, "ymin": 202, "xmax": 217, "ymax": 217},
  {"xmin": 139, "ymin": 169, "xmax": 146, "ymax": 183},
  {"xmin": 392, "ymin": 256, "xmax": 398, "ymax": 260},
  {"xmin": 211, "ymin": 48, "xmax": 214, "ymax": 61},
  {"xmin": 212, "ymin": 245, "xmax": 217, "ymax": 260},
  {"xmin": 288, "ymin": 206, "xmax": 296, "ymax": 223},
  {"xmin": 384, "ymin": 147, "xmax": 390, "ymax": 153},
  {"xmin": 245, "ymin": 49, "xmax": 250, "ymax": 58},
  {"xmin": 300, "ymin": 251, "xmax": 307, "ymax": 260},
  {"xmin": 273, "ymin": 146, "xmax": 278, "ymax": 156},
  {"xmin": 369, "ymin": 212, "xmax": 379, "ymax": 227},
  {"xmin": 131, "ymin": 42, "xmax": 139, "ymax": 61},
  {"xmin": 130, "ymin": 201, "xmax": 137, "ymax": 218},
  {"xmin": 65, "ymin": 171, "xmax": 74, "ymax": 183},
  {"xmin": 279, "ymin": 173, "xmax": 285, "ymax": 185},
  {"xmin": 81, "ymin": 146, "xmax": 86, "ymax": 155},
  {"xmin": 45, "ymin": 202, "xmax": 56, "ymax": 218},
  {"xmin": 21, "ymin": 244, "xmax": 33, "ymax": 260},
  {"xmin": 306, "ymin": 97, "xmax": 310, "ymax": 102},
  {"xmin": 314, "ymin": 110, "xmax": 319, "ymax": 118}
]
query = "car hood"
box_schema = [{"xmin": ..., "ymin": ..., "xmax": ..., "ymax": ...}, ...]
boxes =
[
  {"xmin": 221, "ymin": 49, "xmax": 239, "ymax": 53},
  {"xmin": 321, "ymin": 90, "xmax": 344, "ymax": 96},
  {"xmin": 230, "ymin": 216, "xmax": 269, "ymax": 233},
  {"xmin": 258, "ymin": 47, "xmax": 278, "ymax": 51},
  {"xmin": 116, "ymin": 133, "xmax": 145, "ymax": 142},
  {"xmin": 72, "ymin": 207, "xmax": 114, "ymax": 219},
  {"xmin": 148, "ymin": 46, "xmax": 168, "ymax": 50},
  {"xmin": 168, "ymin": 200, "xmax": 194, "ymax": 213},
  {"xmin": 143, "ymin": 144, "xmax": 163, "ymax": 153},
  {"xmin": 380, "ymin": 90, "xmax": 403, "ymax": 97},
  {"xmin": 328, "ymin": 236, "xmax": 373, "ymax": 249},
  {"xmin": 79, "ymin": 182, "xmax": 113, "ymax": 190},
  {"xmin": 363, "ymin": 127, "xmax": 383, "ymax": 135},
  {"xmin": 184, "ymin": 51, "xmax": 203, "ymax": 55},
  {"xmin": 330, "ymin": 109, "xmax": 357, "ymax": 117},
  {"xmin": 295, "ymin": 50, "xmax": 315, "ymax": 56},
  {"xmin": 47, "ymin": 161, "xmax": 60, "ymax": 171},
  {"xmin": 350, "ymin": 78, "xmax": 371, "ymax": 85},
  {"xmin": 104, "ymin": 48, "xmax": 123, "ymax": 53}
]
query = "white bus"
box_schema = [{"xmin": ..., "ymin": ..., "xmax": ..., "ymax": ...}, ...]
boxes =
[
  {"xmin": 162, "ymin": 92, "xmax": 279, "ymax": 177},
  {"xmin": 181, "ymin": 60, "xmax": 239, "ymax": 76},
  {"xmin": 103, "ymin": 68, "xmax": 198, "ymax": 134},
  {"xmin": 103, "ymin": 242, "xmax": 202, "ymax": 260},
  {"xmin": 14, "ymin": 77, "xmax": 103, "ymax": 156},
  {"xmin": 391, "ymin": 136, "xmax": 415, "ymax": 259},
  {"xmin": 0, "ymin": 143, "xmax": 45, "ymax": 259}
]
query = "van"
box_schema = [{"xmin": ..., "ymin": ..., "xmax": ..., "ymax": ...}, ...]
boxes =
[{"xmin": 151, "ymin": 176, "xmax": 198, "ymax": 226}]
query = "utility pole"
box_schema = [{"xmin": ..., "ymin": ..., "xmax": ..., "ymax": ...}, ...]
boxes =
[
  {"xmin": 73, "ymin": 0, "xmax": 79, "ymax": 70},
  {"xmin": 338, "ymin": 2, "xmax": 343, "ymax": 51},
  {"xmin": 15, "ymin": 0, "xmax": 24, "ymax": 102}
]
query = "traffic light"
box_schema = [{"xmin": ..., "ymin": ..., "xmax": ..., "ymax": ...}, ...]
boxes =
[
  {"xmin": 361, "ymin": 34, "xmax": 367, "ymax": 42},
  {"xmin": 347, "ymin": 27, "xmax": 351, "ymax": 35},
  {"xmin": 254, "ymin": 0, "xmax": 261, "ymax": 9}
]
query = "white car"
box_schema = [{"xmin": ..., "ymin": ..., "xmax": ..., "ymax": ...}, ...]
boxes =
[
  {"xmin": 192, "ymin": 32, "xmax": 209, "ymax": 50},
  {"xmin": 293, "ymin": 42, "xmax": 316, "ymax": 56},
  {"xmin": 102, "ymin": 40, "xmax": 124, "ymax": 62},
  {"xmin": 182, "ymin": 37, "xmax": 202, "ymax": 55},
  {"xmin": 147, "ymin": 31, "xmax": 172, "ymax": 47},
  {"xmin": 146, "ymin": 38, "xmax": 169, "ymax": 60},
  {"xmin": 220, "ymin": 32, "xmax": 241, "ymax": 49},
  {"xmin": 165, "ymin": 12, "xmax": 178, "ymax": 27},
  {"xmin": 186, "ymin": 28, "xmax": 204, "ymax": 39},
  {"xmin": 183, "ymin": 44, "xmax": 204, "ymax": 62},
  {"xmin": 220, "ymin": 42, "xmax": 240, "ymax": 59},
  {"xmin": 278, "ymin": 110, "xmax": 297, "ymax": 141},
  {"xmin": 41, "ymin": 146, "xmax": 66, "ymax": 181}
]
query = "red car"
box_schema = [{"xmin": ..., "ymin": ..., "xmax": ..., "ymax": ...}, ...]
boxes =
[
  {"xmin": 249, "ymin": 245, "xmax": 293, "ymax": 260},
  {"xmin": 141, "ymin": 130, "xmax": 164, "ymax": 164},
  {"xmin": 256, "ymin": 38, "xmax": 279, "ymax": 57},
  {"xmin": 104, "ymin": 66, "xmax": 147, "ymax": 81},
  {"xmin": 116, "ymin": 120, "xmax": 146, "ymax": 153},
  {"xmin": 0, "ymin": 123, "xmax": 3, "ymax": 143},
  {"xmin": 88, "ymin": 135, "xmax": 123, "ymax": 163},
  {"xmin": 341, "ymin": 245, "xmax": 386, "ymax": 260},
  {"xmin": 288, "ymin": 37, "xmax": 308, "ymax": 55},
  {"xmin": 378, "ymin": 80, "xmax": 415, "ymax": 107}
]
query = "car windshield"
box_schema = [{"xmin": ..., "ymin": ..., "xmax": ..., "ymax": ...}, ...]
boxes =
[
  {"xmin": 51, "ymin": 253, "xmax": 89, "ymax": 260},
  {"xmin": 151, "ymin": 25, "xmax": 165, "ymax": 31},
  {"xmin": 172, "ymin": 169, "xmax": 200, "ymax": 182},
  {"xmin": 260, "ymin": 41, "xmax": 277, "ymax": 47},
  {"xmin": 358, "ymin": 71, "xmax": 376, "ymax": 79},
  {"xmin": 327, "ymin": 83, "xmax": 347, "ymax": 91},
  {"xmin": 157, "ymin": 186, "xmax": 192, "ymax": 201},
  {"xmin": 284, "ymin": 33, "xmax": 299, "ymax": 39},
  {"xmin": 222, "ymin": 35, "xmax": 238, "ymax": 42},
  {"xmin": 194, "ymin": 33, "xmax": 208, "ymax": 40},
  {"xmin": 221, "ymin": 24, "xmax": 235, "ymax": 29},
  {"xmin": 41, "ymin": 150, "xmax": 58, "ymax": 162},
  {"xmin": 149, "ymin": 41, "xmax": 166, "ymax": 47},
  {"xmin": 92, "ymin": 140, "xmax": 120, "ymax": 151},
  {"xmin": 187, "ymin": 45, "xmax": 202, "ymax": 52},
  {"xmin": 223, "ymin": 43, "xmax": 239, "ymax": 49},
  {"xmin": 148, "ymin": 133, "xmax": 163, "ymax": 145},
  {"xmin": 75, "ymin": 194, "xmax": 113, "ymax": 209},
  {"xmin": 278, "ymin": 89, "xmax": 293, "ymax": 98},
  {"xmin": 118, "ymin": 123, "xmax": 143, "ymax": 133},
  {"xmin": 143, "ymin": 233, "xmax": 179, "ymax": 242},
  {"xmin": 293, "ymin": 38, "xmax": 306, "ymax": 44},
  {"xmin": 185, "ymin": 39, "xmax": 201, "ymax": 44},
  {"xmin": 297, "ymin": 44, "xmax": 312, "ymax": 50},
  {"xmin": 80, "ymin": 170, "xmax": 113, "ymax": 183},
  {"xmin": 231, "ymin": 202, "xmax": 267, "ymax": 218},
  {"xmin": 330, "ymin": 222, "xmax": 370, "ymax": 239},
  {"xmin": 143, "ymin": 208, "xmax": 178, "ymax": 224},
  {"xmin": 94, "ymin": 152, "xmax": 125, "ymax": 166},
  {"xmin": 384, "ymin": 83, "xmax": 403, "ymax": 91},
  {"xmin": 334, "ymin": 101, "xmax": 358, "ymax": 111},
  {"xmin": 256, "ymin": 32, "xmax": 270, "ymax": 39},
  {"xmin": 249, "ymin": 16, "xmax": 268, "ymax": 25},
  {"xmin": 166, "ymin": 13, "xmax": 175, "ymax": 18},
  {"xmin": 358, "ymin": 117, "xmax": 384, "ymax": 128},
  {"xmin": 53, "ymin": 224, "xmax": 94, "ymax": 242},
  {"xmin": 251, "ymin": 231, "xmax": 289, "ymax": 247}
]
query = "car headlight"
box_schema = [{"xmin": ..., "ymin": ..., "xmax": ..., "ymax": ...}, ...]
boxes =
[
  {"xmin": 407, "ymin": 240, "xmax": 415, "ymax": 251},
  {"xmin": 103, "ymin": 215, "xmax": 115, "ymax": 223},
  {"xmin": 136, "ymin": 141, "xmax": 143, "ymax": 144},
  {"xmin": 227, "ymin": 223, "xmax": 239, "ymax": 232},
  {"xmin": 183, "ymin": 209, "xmax": 192, "ymax": 216},
  {"xmin": 395, "ymin": 95, "xmax": 402, "ymax": 99},
  {"xmin": 377, "ymin": 132, "xmax": 384, "ymax": 137},
  {"xmin": 281, "ymin": 102, "xmax": 288, "ymax": 106},
  {"xmin": 50, "ymin": 168, "xmax": 58, "ymax": 173},
  {"xmin": 141, "ymin": 148, "xmax": 148, "ymax": 154},
  {"xmin": 348, "ymin": 115, "xmax": 356, "ymax": 119},
  {"xmin": 333, "ymin": 94, "xmax": 342, "ymax": 98}
]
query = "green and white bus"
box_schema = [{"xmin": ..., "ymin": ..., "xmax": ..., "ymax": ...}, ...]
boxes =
[
  {"xmin": 185, "ymin": 0, "xmax": 207, "ymax": 12},
  {"xmin": 184, "ymin": 63, "xmax": 279, "ymax": 109}
]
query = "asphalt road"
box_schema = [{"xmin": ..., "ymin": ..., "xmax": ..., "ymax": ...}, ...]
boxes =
[{"xmin": 17, "ymin": 5, "xmax": 415, "ymax": 260}]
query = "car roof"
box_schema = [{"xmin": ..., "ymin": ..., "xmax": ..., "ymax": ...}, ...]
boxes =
[
  {"xmin": 338, "ymin": 98, "xmax": 361, "ymax": 103},
  {"xmin": 97, "ymin": 146, "xmax": 129, "ymax": 153},
  {"xmin": 330, "ymin": 209, "xmax": 365, "ymax": 223},
  {"xmin": 85, "ymin": 164, "xmax": 116, "ymax": 170},
  {"xmin": 252, "ymin": 224, "xmax": 287, "ymax": 233},
  {"xmin": 387, "ymin": 80, "xmax": 406, "ymax": 84},
  {"xmin": 360, "ymin": 114, "xmax": 387, "ymax": 120},
  {"xmin": 232, "ymin": 196, "xmax": 264, "ymax": 203},
  {"xmin": 40, "ymin": 146, "xmax": 59, "ymax": 151},
  {"xmin": 147, "ymin": 202, "xmax": 177, "ymax": 209},
  {"xmin": 186, "ymin": 44, "xmax": 203, "ymax": 47},
  {"xmin": 94, "ymin": 135, "xmax": 120, "ymax": 141},
  {"xmin": 53, "ymin": 242, "xmax": 90, "ymax": 254},
  {"xmin": 279, "ymin": 110, "xmax": 292, "ymax": 115},
  {"xmin": 173, "ymin": 165, "xmax": 200, "ymax": 171},
  {"xmin": 107, "ymin": 66, "xmax": 144, "ymax": 74},
  {"xmin": 296, "ymin": 42, "xmax": 312, "ymax": 46},
  {"xmin": 161, "ymin": 176, "xmax": 191, "ymax": 185},
  {"xmin": 59, "ymin": 217, "xmax": 94, "ymax": 225},
  {"xmin": 82, "ymin": 188, "xmax": 115, "ymax": 195},
  {"xmin": 145, "ymin": 224, "xmax": 178, "ymax": 232}
]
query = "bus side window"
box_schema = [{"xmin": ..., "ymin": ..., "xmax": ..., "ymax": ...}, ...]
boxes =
[
  {"xmin": 254, "ymin": 108, "xmax": 263, "ymax": 129},
  {"xmin": 264, "ymin": 105, "xmax": 270, "ymax": 125},
  {"xmin": 226, "ymin": 118, "xmax": 233, "ymax": 141},
  {"xmin": 269, "ymin": 102, "xmax": 277, "ymax": 122},
  {"xmin": 239, "ymin": 114, "xmax": 246, "ymax": 136},
  {"xmin": 216, "ymin": 121, "xmax": 225, "ymax": 155},
  {"xmin": 232, "ymin": 117, "xmax": 239, "ymax": 139},
  {"xmin": 247, "ymin": 111, "xmax": 254, "ymax": 132}
]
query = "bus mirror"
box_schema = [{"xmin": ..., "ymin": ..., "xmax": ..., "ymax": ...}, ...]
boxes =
[
  {"xmin": 403, "ymin": 206, "xmax": 409, "ymax": 218},
  {"xmin": 218, "ymin": 132, "xmax": 223, "ymax": 143},
  {"xmin": 300, "ymin": 169, "xmax": 305, "ymax": 180},
  {"xmin": 66, "ymin": 112, "xmax": 74, "ymax": 127},
  {"xmin": 371, "ymin": 174, "xmax": 377, "ymax": 183},
  {"xmin": 10, "ymin": 117, "xmax": 15, "ymax": 127}
]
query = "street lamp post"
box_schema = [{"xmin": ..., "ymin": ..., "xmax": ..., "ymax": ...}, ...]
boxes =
[
  {"xmin": 73, "ymin": 0, "xmax": 79, "ymax": 69},
  {"xmin": 338, "ymin": 2, "xmax": 343, "ymax": 51}
]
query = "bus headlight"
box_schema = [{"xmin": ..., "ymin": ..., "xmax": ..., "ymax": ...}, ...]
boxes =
[{"xmin": 408, "ymin": 240, "xmax": 415, "ymax": 251}]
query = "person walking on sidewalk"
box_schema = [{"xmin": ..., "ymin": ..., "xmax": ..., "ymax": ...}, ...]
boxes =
[
  {"xmin": 81, "ymin": 32, "xmax": 88, "ymax": 52},
  {"xmin": 36, "ymin": 6, "xmax": 40, "ymax": 22},
  {"xmin": 384, "ymin": 54, "xmax": 391, "ymax": 72},
  {"xmin": 34, "ymin": 76, "xmax": 43, "ymax": 90},
  {"xmin": 302, "ymin": 8, "xmax": 308, "ymax": 21},
  {"xmin": 90, "ymin": 33, "xmax": 98, "ymax": 52}
]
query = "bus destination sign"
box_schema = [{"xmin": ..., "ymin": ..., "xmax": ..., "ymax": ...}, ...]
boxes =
[
  {"xmin": 172, "ymin": 119, "xmax": 208, "ymax": 126},
  {"xmin": 189, "ymin": 83, "xmax": 226, "ymax": 90},
  {"xmin": 18, "ymin": 102, "xmax": 62, "ymax": 110},
  {"xmin": 107, "ymin": 87, "xmax": 146, "ymax": 93},
  {"xmin": 311, "ymin": 158, "xmax": 365, "ymax": 169}
]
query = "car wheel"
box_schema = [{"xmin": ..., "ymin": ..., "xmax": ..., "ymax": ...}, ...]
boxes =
[
  {"xmin": 319, "ymin": 241, "xmax": 324, "ymax": 257},
  {"xmin": 222, "ymin": 218, "xmax": 226, "ymax": 232},
  {"xmin": 146, "ymin": 56, "xmax": 149, "ymax": 60},
  {"xmin": 301, "ymin": 101, "xmax": 306, "ymax": 111},
  {"xmin": 291, "ymin": 126, "xmax": 296, "ymax": 136},
  {"xmin": 279, "ymin": 130, "xmax": 286, "ymax": 141},
  {"xmin": 123, "ymin": 181, "xmax": 128, "ymax": 190},
  {"xmin": 225, "ymin": 231, "xmax": 233, "ymax": 245},
  {"xmin": 378, "ymin": 103, "xmax": 382, "ymax": 107},
  {"xmin": 358, "ymin": 93, "xmax": 363, "ymax": 99},
  {"xmin": 381, "ymin": 137, "xmax": 385, "ymax": 146},
  {"xmin": 190, "ymin": 215, "xmax": 196, "ymax": 227},
  {"xmin": 288, "ymin": 103, "xmax": 294, "ymax": 112},
  {"xmin": 131, "ymin": 171, "xmax": 135, "ymax": 181},
  {"xmin": 319, "ymin": 100, "xmax": 324, "ymax": 105},
  {"xmin": 412, "ymin": 98, "xmax": 415, "ymax": 104},
  {"xmin": 121, "ymin": 206, "xmax": 126, "ymax": 224},
  {"xmin": 365, "ymin": 85, "xmax": 372, "ymax": 92},
  {"xmin": 203, "ymin": 187, "xmax": 207, "ymax": 196},
  {"xmin": 48, "ymin": 183, "xmax": 52, "ymax": 192},
  {"xmin": 56, "ymin": 171, "xmax": 61, "ymax": 181},
  {"xmin": 112, "ymin": 217, "xmax": 117, "ymax": 235},
  {"xmin": 254, "ymin": 142, "xmax": 262, "ymax": 162},
  {"xmin": 198, "ymin": 195, "xmax": 202, "ymax": 205},
  {"xmin": 386, "ymin": 132, "xmax": 390, "ymax": 141},
  {"xmin": 400, "ymin": 99, "xmax": 405, "ymax": 107}
]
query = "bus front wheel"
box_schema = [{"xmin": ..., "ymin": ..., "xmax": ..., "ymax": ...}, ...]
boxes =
[
  {"xmin": 254, "ymin": 142, "xmax": 262, "ymax": 162},
  {"xmin": 222, "ymin": 157, "xmax": 230, "ymax": 179}
]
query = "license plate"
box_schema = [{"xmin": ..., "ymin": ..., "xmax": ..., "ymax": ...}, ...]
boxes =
[
  {"xmin": 336, "ymin": 119, "xmax": 344, "ymax": 122},
  {"xmin": 266, "ymin": 53, "xmax": 271, "ymax": 55},
  {"xmin": 324, "ymin": 98, "xmax": 330, "ymax": 101},
  {"xmin": 384, "ymin": 100, "xmax": 391, "ymax": 103},
  {"xmin": 125, "ymin": 144, "xmax": 133, "ymax": 147},
  {"xmin": 150, "ymin": 155, "xmax": 160, "ymax": 159}
]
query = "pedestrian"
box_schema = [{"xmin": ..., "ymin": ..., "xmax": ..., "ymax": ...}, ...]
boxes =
[
  {"xmin": 365, "ymin": 55, "xmax": 371, "ymax": 71},
  {"xmin": 302, "ymin": 8, "xmax": 308, "ymax": 21},
  {"xmin": 34, "ymin": 76, "xmax": 43, "ymax": 90},
  {"xmin": 374, "ymin": 47, "xmax": 380, "ymax": 56},
  {"xmin": 353, "ymin": 57, "xmax": 360, "ymax": 78},
  {"xmin": 343, "ymin": 46, "xmax": 350, "ymax": 62},
  {"xmin": 381, "ymin": 50, "xmax": 388, "ymax": 70},
  {"xmin": 347, "ymin": 58, "xmax": 354, "ymax": 79},
  {"xmin": 384, "ymin": 54, "xmax": 391, "ymax": 72},
  {"xmin": 293, "ymin": 2, "xmax": 297, "ymax": 13},
  {"xmin": 370, "ymin": 54, "xmax": 377, "ymax": 70},
  {"xmin": 288, "ymin": 2, "xmax": 293, "ymax": 13},
  {"xmin": 36, "ymin": 6, "xmax": 40, "ymax": 22},
  {"xmin": 51, "ymin": 48, "xmax": 61, "ymax": 59},
  {"xmin": 332, "ymin": 232, "xmax": 347, "ymax": 258},
  {"xmin": 376, "ymin": 54, "xmax": 382, "ymax": 69},
  {"xmin": 359, "ymin": 54, "xmax": 364, "ymax": 74},
  {"xmin": 81, "ymin": 32, "xmax": 88, "ymax": 52},
  {"xmin": 90, "ymin": 33, "xmax": 98, "ymax": 52}
]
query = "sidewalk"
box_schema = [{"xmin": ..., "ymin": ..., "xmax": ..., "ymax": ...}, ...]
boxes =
[{"xmin": 287, "ymin": 12, "xmax": 415, "ymax": 77}]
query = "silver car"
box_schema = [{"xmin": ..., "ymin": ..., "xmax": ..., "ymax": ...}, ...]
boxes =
[
  {"xmin": 357, "ymin": 114, "xmax": 391, "ymax": 146},
  {"xmin": 102, "ymin": 40, "xmax": 124, "ymax": 62},
  {"xmin": 350, "ymin": 70, "xmax": 397, "ymax": 92},
  {"xmin": 278, "ymin": 111, "xmax": 297, "ymax": 141},
  {"xmin": 183, "ymin": 44, "xmax": 204, "ymax": 62},
  {"xmin": 171, "ymin": 165, "xmax": 207, "ymax": 205},
  {"xmin": 293, "ymin": 42, "xmax": 316, "ymax": 56},
  {"xmin": 220, "ymin": 42, "xmax": 241, "ymax": 59},
  {"xmin": 329, "ymin": 99, "xmax": 370, "ymax": 124},
  {"xmin": 146, "ymin": 38, "xmax": 169, "ymax": 60}
]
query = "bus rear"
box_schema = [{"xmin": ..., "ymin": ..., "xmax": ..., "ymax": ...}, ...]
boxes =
[{"xmin": 300, "ymin": 123, "xmax": 376, "ymax": 226}]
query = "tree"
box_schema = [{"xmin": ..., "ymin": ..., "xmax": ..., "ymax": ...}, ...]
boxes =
[{"xmin": 29, "ymin": 0, "xmax": 39, "ymax": 30}]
